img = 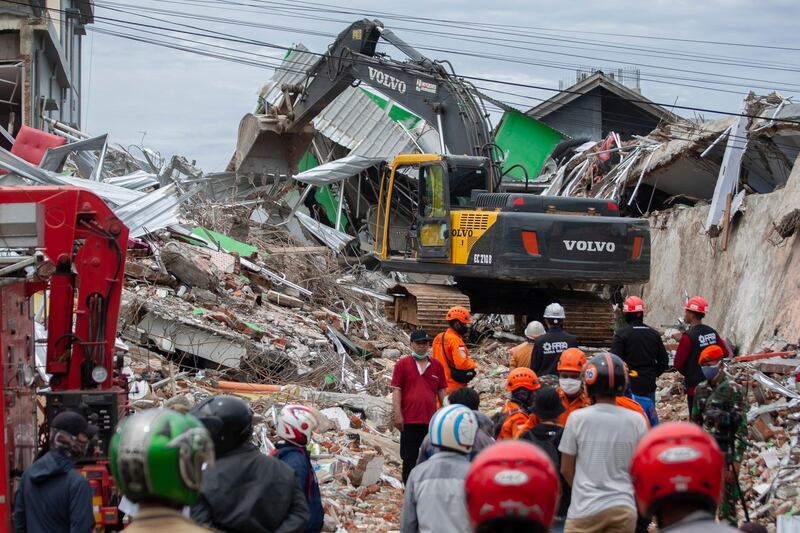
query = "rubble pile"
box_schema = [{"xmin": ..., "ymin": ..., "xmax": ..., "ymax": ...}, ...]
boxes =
[{"xmin": 540, "ymin": 92, "xmax": 800, "ymax": 227}]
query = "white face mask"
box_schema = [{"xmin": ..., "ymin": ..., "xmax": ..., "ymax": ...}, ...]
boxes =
[{"xmin": 560, "ymin": 378, "xmax": 582, "ymax": 396}]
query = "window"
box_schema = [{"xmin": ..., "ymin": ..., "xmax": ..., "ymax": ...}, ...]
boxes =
[{"xmin": 419, "ymin": 164, "xmax": 446, "ymax": 218}]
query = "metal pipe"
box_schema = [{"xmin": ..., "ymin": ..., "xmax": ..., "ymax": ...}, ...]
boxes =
[
  {"xmin": 355, "ymin": 172, "xmax": 362, "ymax": 218},
  {"xmin": 43, "ymin": 117, "xmax": 90, "ymax": 139},
  {"xmin": 272, "ymin": 183, "xmax": 314, "ymax": 228},
  {"xmin": 335, "ymin": 179, "xmax": 346, "ymax": 231},
  {"xmin": 0, "ymin": 256, "xmax": 35, "ymax": 276},
  {"xmin": 91, "ymin": 137, "xmax": 109, "ymax": 181},
  {"xmin": 436, "ymin": 112, "xmax": 446, "ymax": 154}
]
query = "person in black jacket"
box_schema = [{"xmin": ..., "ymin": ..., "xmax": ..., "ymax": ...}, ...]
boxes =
[
  {"xmin": 273, "ymin": 405, "xmax": 324, "ymax": 533},
  {"xmin": 611, "ymin": 296, "xmax": 669, "ymax": 402},
  {"xmin": 190, "ymin": 395, "xmax": 309, "ymax": 533},
  {"xmin": 14, "ymin": 411, "xmax": 97, "ymax": 533},
  {"xmin": 530, "ymin": 303, "xmax": 577, "ymax": 385},
  {"xmin": 518, "ymin": 387, "xmax": 568, "ymax": 532}
]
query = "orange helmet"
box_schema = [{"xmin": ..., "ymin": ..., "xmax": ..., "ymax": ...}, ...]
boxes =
[
  {"xmin": 505, "ymin": 368, "xmax": 541, "ymax": 392},
  {"xmin": 623, "ymin": 296, "xmax": 645, "ymax": 313},
  {"xmin": 445, "ymin": 305, "xmax": 472, "ymax": 324},
  {"xmin": 699, "ymin": 345, "xmax": 724, "ymax": 365},
  {"xmin": 685, "ymin": 296, "xmax": 708, "ymax": 314},
  {"xmin": 557, "ymin": 348, "xmax": 587, "ymax": 373}
]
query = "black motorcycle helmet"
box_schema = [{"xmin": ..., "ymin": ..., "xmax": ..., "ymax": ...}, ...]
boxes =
[
  {"xmin": 191, "ymin": 395, "xmax": 253, "ymax": 456},
  {"xmin": 582, "ymin": 352, "xmax": 628, "ymax": 398}
]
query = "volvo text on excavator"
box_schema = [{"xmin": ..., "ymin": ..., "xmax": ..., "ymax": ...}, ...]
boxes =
[{"xmin": 232, "ymin": 19, "xmax": 651, "ymax": 345}]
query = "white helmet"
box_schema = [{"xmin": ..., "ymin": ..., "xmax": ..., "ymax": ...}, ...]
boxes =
[
  {"xmin": 428, "ymin": 404, "xmax": 477, "ymax": 454},
  {"xmin": 524, "ymin": 320, "xmax": 546, "ymax": 340},
  {"xmin": 543, "ymin": 303, "xmax": 566, "ymax": 320},
  {"xmin": 277, "ymin": 404, "xmax": 318, "ymax": 445}
]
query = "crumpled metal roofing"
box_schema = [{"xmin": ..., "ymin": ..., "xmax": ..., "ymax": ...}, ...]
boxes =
[
  {"xmin": 0, "ymin": 144, "xmax": 196, "ymax": 238},
  {"xmin": 265, "ymin": 45, "xmax": 432, "ymax": 160},
  {"xmin": 295, "ymin": 211, "xmax": 356, "ymax": 253},
  {"xmin": 293, "ymin": 154, "xmax": 385, "ymax": 185}
]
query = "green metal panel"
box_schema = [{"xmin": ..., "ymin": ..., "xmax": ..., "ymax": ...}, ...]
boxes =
[
  {"xmin": 494, "ymin": 110, "xmax": 565, "ymax": 182},
  {"xmin": 361, "ymin": 88, "xmax": 422, "ymax": 129},
  {"xmin": 191, "ymin": 227, "xmax": 260, "ymax": 258},
  {"xmin": 298, "ymin": 150, "xmax": 319, "ymax": 172}
]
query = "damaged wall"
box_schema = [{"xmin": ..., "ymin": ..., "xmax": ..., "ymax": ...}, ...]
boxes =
[{"xmin": 632, "ymin": 156, "xmax": 800, "ymax": 353}]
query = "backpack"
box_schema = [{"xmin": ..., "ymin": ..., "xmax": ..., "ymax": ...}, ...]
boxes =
[
  {"xmin": 440, "ymin": 332, "xmax": 476, "ymax": 384},
  {"xmin": 520, "ymin": 425, "xmax": 562, "ymax": 470}
]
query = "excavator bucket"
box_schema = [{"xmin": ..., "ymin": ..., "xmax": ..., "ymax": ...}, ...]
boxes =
[{"xmin": 229, "ymin": 113, "xmax": 315, "ymax": 179}]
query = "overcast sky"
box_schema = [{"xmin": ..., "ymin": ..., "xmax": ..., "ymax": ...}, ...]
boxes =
[{"xmin": 82, "ymin": 0, "xmax": 800, "ymax": 171}]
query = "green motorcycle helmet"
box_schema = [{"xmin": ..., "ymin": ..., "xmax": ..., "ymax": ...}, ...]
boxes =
[{"xmin": 110, "ymin": 408, "xmax": 215, "ymax": 506}]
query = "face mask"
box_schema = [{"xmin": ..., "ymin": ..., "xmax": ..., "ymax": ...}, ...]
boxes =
[
  {"xmin": 701, "ymin": 365, "xmax": 721, "ymax": 381},
  {"xmin": 412, "ymin": 351, "xmax": 428, "ymax": 361},
  {"xmin": 560, "ymin": 378, "xmax": 582, "ymax": 396}
]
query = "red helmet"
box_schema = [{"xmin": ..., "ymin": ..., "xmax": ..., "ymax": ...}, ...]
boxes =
[
  {"xmin": 630, "ymin": 422, "xmax": 724, "ymax": 518},
  {"xmin": 623, "ymin": 296, "xmax": 645, "ymax": 313},
  {"xmin": 445, "ymin": 305, "xmax": 472, "ymax": 325},
  {"xmin": 464, "ymin": 441, "xmax": 560, "ymax": 530},
  {"xmin": 685, "ymin": 296, "xmax": 708, "ymax": 314}
]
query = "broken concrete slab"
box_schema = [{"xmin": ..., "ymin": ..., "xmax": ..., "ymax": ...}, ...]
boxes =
[{"xmin": 160, "ymin": 241, "xmax": 221, "ymax": 291}]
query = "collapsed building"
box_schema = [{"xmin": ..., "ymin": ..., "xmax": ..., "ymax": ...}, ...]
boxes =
[{"xmin": 0, "ymin": 20, "xmax": 797, "ymax": 530}]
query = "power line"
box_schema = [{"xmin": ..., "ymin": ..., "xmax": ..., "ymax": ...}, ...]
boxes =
[
  {"xmin": 86, "ymin": 20, "xmax": 800, "ymax": 149},
  {"xmin": 241, "ymin": 0, "xmax": 800, "ymax": 52},
  {"xmin": 17, "ymin": 0, "xmax": 797, "ymax": 129}
]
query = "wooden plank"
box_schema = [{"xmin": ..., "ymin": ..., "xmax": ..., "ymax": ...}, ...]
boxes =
[{"xmin": 264, "ymin": 245, "xmax": 329, "ymax": 255}]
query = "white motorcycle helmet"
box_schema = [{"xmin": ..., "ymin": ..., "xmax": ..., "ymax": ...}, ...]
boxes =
[
  {"xmin": 428, "ymin": 404, "xmax": 478, "ymax": 454},
  {"xmin": 277, "ymin": 404, "xmax": 319, "ymax": 446}
]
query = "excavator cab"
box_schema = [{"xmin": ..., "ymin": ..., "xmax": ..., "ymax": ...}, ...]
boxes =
[{"xmin": 375, "ymin": 154, "xmax": 491, "ymax": 263}]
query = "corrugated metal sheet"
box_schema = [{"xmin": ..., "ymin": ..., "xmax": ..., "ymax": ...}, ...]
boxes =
[
  {"xmin": 265, "ymin": 45, "xmax": 418, "ymax": 159},
  {"xmin": 293, "ymin": 155, "xmax": 385, "ymax": 185}
]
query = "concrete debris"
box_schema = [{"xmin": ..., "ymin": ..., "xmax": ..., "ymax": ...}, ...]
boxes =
[{"xmin": 540, "ymin": 92, "xmax": 799, "ymax": 226}]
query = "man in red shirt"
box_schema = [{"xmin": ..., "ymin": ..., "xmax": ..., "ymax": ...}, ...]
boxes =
[{"xmin": 391, "ymin": 329, "xmax": 447, "ymax": 483}]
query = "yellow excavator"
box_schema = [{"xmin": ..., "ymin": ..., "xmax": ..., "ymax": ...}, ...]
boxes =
[{"xmin": 232, "ymin": 19, "xmax": 650, "ymax": 345}]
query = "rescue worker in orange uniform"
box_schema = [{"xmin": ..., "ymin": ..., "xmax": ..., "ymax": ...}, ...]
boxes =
[
  {"xmin": 432, "ymin": 306, "xmax": 477, "ymax": 394},
  {"xmin": 496, "ymin": 368, "xmax": 541, "ymax": 440},
  {"xmin": 513, "ymin": 348, "xmax": 588, "ymax": 439},
  {"xmin": 514, "ymin": 347, "xmax": 650, "ymax": 439},
  {"xmin": 556, "ymin": 348, "xmax": 592, "ymax": 427}
]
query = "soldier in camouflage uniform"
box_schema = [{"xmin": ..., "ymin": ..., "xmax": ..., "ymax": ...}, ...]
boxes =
[{"xmin": 691, "ymin": 345, "xmax": 747, "ymax": 527}]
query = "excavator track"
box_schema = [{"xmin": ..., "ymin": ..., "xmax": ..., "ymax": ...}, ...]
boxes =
[
  {"xmin": 386, "ymin": 283, "xmax": 615, "ymax": 347},
  {"xmin": 385, "ymin": 283, "xmax": 471, "ymax": 335},
  {"xmin": 553, "ymin": 290, "xmax": 616, "ymax": 348}
]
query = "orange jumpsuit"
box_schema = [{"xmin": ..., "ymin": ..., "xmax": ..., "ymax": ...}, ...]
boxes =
[
  {"xmin": 557, "ymin": 388, "xmax": 591, "ymax": 427},
  {"xmin": 498, "ymin": 401, "xmax": 530, "ymax": 440},
  {"xmin": 432, "ymin": 328, "xmax": 477, "ymax": 394}
]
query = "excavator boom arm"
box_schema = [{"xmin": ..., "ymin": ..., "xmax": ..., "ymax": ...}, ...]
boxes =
[{"xmin": 282, "ymin": 19, "xmax": 492, "ymax": 157}]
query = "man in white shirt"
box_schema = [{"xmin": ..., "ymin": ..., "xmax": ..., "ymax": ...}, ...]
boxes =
[{"xmin": 559, "ymin": 352, "xmax": 648, "ymax": 533}]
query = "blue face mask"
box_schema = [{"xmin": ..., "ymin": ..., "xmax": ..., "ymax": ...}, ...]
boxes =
[
  {"xmin": 701, "ymin": 365, "xmax": 721, "ymax": 381},
  {"xmin": 412, "ymin": 351, "xmax": 429, "ymax": 361}
]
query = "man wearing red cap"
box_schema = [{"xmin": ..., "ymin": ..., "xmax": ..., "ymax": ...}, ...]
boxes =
[
  {"xmin": 691, "ymin": 345, "xmax": 746, "ymax": 526},
  {"xmin": 674, "ymin": 296, "xmax": 729, "ymax": 413}
]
